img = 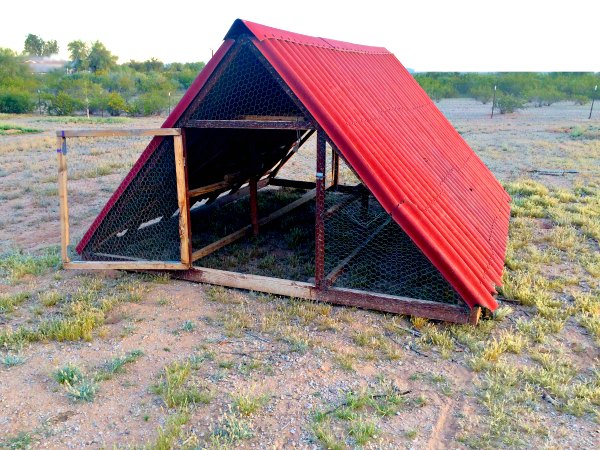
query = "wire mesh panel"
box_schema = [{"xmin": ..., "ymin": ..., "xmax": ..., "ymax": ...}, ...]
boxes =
[
  {"xmin": 324, "ymin": 157, "xmax": 462, "ymax": 305},
  {"xmin": 73, "ymin": 136, "xmax": 181, "ymax": 262}
]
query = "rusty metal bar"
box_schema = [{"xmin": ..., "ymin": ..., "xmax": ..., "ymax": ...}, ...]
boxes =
[{"xmin": 315, "ymin": 130, "xmax": 327, "ymax": 289}]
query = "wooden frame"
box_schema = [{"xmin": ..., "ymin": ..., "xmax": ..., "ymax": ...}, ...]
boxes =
[{"xmin": 56, "ymin": 128, "xmax": 191, "ymax": 270}]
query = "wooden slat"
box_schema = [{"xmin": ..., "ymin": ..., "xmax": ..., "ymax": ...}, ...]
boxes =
[
  {"xmin": 191, "ymin": 188, "xmax": 318, "ymax": 262},
  {"xmin": 318, "ymin": 287, "xmax": 472, "ymax": 324},
  {"xmin": 269, "ymin": 179, "xmax": 316, "ymax": 190},
  {"xmin": 174, "ymin": 134, "xmax": 192, "ymax": 267},
  {"xmin": 186, "ymin": 119, "xmax": 313, "ymax": 130},
  {"xmin": 56, "ymin": 136, "xmax": 70, "ymax": 263},
  {"xmin": 176, "ymin": 267, "xmax": 316, "ymax": 300},
  {"xmin": 65, "ymin": 261, "xmax": 188, "ymax": 270},
  {"xmin": 188, "ymin": 181, "xmax": 230, "ymax": 198},
  {"xmin": 268, "ymin": 129, "xmax": 315, "ymax": 179},
  {"xmin": 324, "ymin": 192, "xmax": 361, "ymax": 220},
  {"xmin": 175, "ymin": 267, "xmax": 472, "ymax": 324},
  {"xmin": 56, "ymin": 128, "xmax": 181, "ymax": 138},
  {"xmin": 469, "ymin": 306, "xmax": 482, "ymax": 325},
  {"xmin": 249, "ymin": 179, "xmax": 259, "ymax": 236},
  {"xmin": 325, "ymin": 219, "xmax": 390, "ymax": 285},
  {"xmin": 240, "ymin": 115, "xmax": 306, "ymax": 121},
  {"xmin": 192, "ymin": 178, "xmax": 270, "ymax": 212}
]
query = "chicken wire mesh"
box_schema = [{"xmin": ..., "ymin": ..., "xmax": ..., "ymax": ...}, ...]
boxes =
[
  {"xmin": 323, "ymin": 157, "xmax": 463, "ymax": 305},
  {"xmin": 73, "ymin": 135, "xmax": 182, "ymax": 262}
]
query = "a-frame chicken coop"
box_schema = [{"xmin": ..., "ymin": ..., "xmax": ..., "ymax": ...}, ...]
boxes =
[{"xmin": 56, "ymin": 19, "xmax": 511, "ymax": 324}]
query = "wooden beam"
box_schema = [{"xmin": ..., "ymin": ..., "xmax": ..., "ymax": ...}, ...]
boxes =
[
  {"xmin": 191, "ymin": 188, "xmax": 318, "ymax": 262},
  {"xmin": 249, "ymin": 179, "xmax": 259, "ymax": 236},
  {"xmin": 192, "ymin": 178, "xmax": 270, "ymax": 213},
  {"xmin": 188, "ymin": 181, "xmax": 230, "ymax": 198},
  {"xmin": 174, "ymin": 134, "xmax": 192, "ymax": 267},
  {"xmin": 174, "ymin": 267, "xmax": 473, "ymax": 324},
  {"xmin": 186, "ymin": 119, "xmax": 313, "ymax": 130},
  {"xmin": 176, "ymin": 267, "xmax": 316, "ymax": 300},
  {"xmin": 318, "ymin": 287, "xmax": 472, "ymax": 324},
  {"xmin": 332, "ymin": 150, "xmax": 340, "ymax": 187},
  {"xmin": 469, "ymin": 306, "xmax": 482, "ymax": 325},
  {"xmin": 325, "ymin": 219, "xmax": 390, "ymax": 285},
  {"xmin": 56, "ymin": 135, "xmax": 70, "ymax": 263},
  {"xmin": 268, "ymin": 129, "xmax": 315, "ymax": 179},
  {"xmin": 65, "ymin": 261, "xmax": 188, "ymax": 270},
  {"xmin": 324, "ymin": 192, "xmax": 361, "ymax": 220},
  {"xmin": 240, "ymin": 115, "xmax": 307, "ymax": 121},
  {"xmin": 56, "ymin": 128, "xmax": 181, "ymax": 138}
]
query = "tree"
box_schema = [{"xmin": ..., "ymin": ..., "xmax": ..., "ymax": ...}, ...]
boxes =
[
  {"xmin": 43, "ymin": 40, "xmax": 59, "ymax": 56},
  {"xmin": 67, "ymin": 40, "xmax": 89, "ymax": 71},
  {"xmin": 24, "ymin": 34, "xmax": 45, "ymax": 56},
  {"xmin": 87, "ymin": 41, "xmax": 117, "ymax": 73}
]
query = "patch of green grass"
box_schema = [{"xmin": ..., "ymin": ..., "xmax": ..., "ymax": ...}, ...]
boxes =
[
  {"xmin": 145, "ymin": 411, "xmax": 190, "ymax": 450},
  {"xmin": 210, "ymin": 410, "xmax": 253, "ymax": 445},
  {"xmin": 54, "ymin": 363, "xmax": 83, "ymax": 385},
  {"xmin": 152, "ymin": 360, "xmax": 212, "ymax": 408},
  {"xmin": 39, "ymin": 290, "xmax": 63, "ymax": 307},
  {"xmin": 181, "ymin": 320, "xmax": 195, "ymax": 332},
  {"xmin": 231, "ymin": 390, "xmax": 270, "ymax": 416},
  {"xmin": 95, "ymin": 349, "xmax": 143, "ymax": 381},
  {"xmin": 405, "ymin": 428, "xmax": 418, "ymax": 439},
  {"xmin": 311, "ymin": 416, "xmax": 345, "ymax": 450},
  {"xmin": 348, "ymin": 417, "xmax": 378, "ymax": 445},
  {"xmin": 0, "ymin": 247, "xmax": 61, "ymax": 282},
  {"xmin": 0, "ymin": 292, "xmax": 31, "ymax": 313},
  {"xmin": 66, "ymin": 378, "xmax": 98, "ymax": 402},
  {"xmin": 0, "ymin": 123, "xmax": 41, "ymax": 135},
  {"xmin": 2, "ymin": 354, "xmax": 25, "ymax": 367},
  {"xmin": 0, "ymin": 431, "xmax": 33, "ymax": 449}
]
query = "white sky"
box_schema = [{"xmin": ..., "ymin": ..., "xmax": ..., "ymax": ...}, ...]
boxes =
[{"xmin": 1, "ymin": 0, "xmax": 598, "ymax": 71}]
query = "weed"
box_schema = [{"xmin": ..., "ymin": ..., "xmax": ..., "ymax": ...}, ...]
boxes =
[
  {"xmin": 348, "ymin": 417, "xmax": 377, "ymax": 445},
  {"xmin": 405, "ymin": 429, "xmax": 418, "ymax": 439},
  {"xmin": 54, "ymin": 363, "xmax": 83, "ymax": 385},
  {"xmin": 39, "ymin": 290, "xmax": 63, "ymax": 307},
  {"xmin": 2, "ymin": 354, "xmax": 25, "ymax": 367},
  {"xmin": 0, "ymin": 247, "xmax": 60, "ymax": 282},
  {"xmin": 181, "ymin": 320, "xmax": 195, "ymax": 332},
  {"xmin": 152, "ymin": 361, "xmax": 212, "ymax": 408},
  {"xmin": 96, "ymin": 349, "xmax": 143, "ymax": 380},
  {"xmin": 0, "ymin": 292, "xmax": 31, "ymax": 313},
  {"xmin": 146, "ymin": 411, "xmax": 190, "ymax": 450},
  {"xmin": 334, "ymin": 353, "xmax": 356, "ymax": 371},
  {"xmin": 231, "ymin": 390, "xmax": 270, "ymax": 416},
  {"xmin": 210, "ymin": 410, "xmax": 253, "ymax": 444},
  {"xmin": 0, "ymin": 431, "xmax": 33, "ymax": 449},
  {"xmin": 311, "ymin": 417, "xmax": 345, "ymax": 450},
  {"xmin": 66, "ymin": 378, "xmax": 98, "ymax": 402}
]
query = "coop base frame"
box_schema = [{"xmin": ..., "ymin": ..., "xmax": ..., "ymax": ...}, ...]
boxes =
[{"xmin": 57, "ymin": 127, "xmax": 481, "ymax": 325}]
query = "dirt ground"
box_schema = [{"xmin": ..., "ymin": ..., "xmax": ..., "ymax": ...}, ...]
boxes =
[{"xmin": 1, "ymin": 100, "xmax": 599, "ymax": 449}]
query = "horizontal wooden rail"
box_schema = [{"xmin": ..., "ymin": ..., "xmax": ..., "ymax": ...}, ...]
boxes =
[
  {"xmin": 175, "ymin": 267, "xmax": 476, "ymax": 324},
  {"xmin": 186, "ymin": 119, "xmax": 313, "ymax": 130},
  {"xmin": 56, "ymin": 128, "xmax": 181, "ymax": 138},
  {"xmin": 188, "ymin": 181, "xmax": 231, "ymax": 198},
  {"xmin": 64, "ymin": 261, "xmax": 188, "ymax": 270}
]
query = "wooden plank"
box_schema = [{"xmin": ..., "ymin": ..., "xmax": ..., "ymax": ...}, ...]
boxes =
[
  {"xmin": 57, "ymin": 135, "xmax": 70, "ymax": 263},
  {"xmin": 324, "ymin": 192, "xmax": 361, "ymax": 219},
  {"xmin": 176, "ymin": 267, "xmax": 316, "ymax": 300},
  {"xmin": 332, "ymin": 151, "xmax": 340, "ymax": 187},
  {"xmin": 269, "ymin": 179, "xmax": 316, "ymax": 190},
  {"xmin": 65, "ymin": 261, "xmax": 188, "ymax": 270},
  {"xmin": 186, "ymin": 119, "xmax": 313, "ymax": 130},
  {"xmin": 325, "ymin": 219, "xmax": 390, "ymax": 285},
  {"xmin": 268, "ymin": 129, "xmax": 315, "ymax": 179},
  {"xmin": 468, "ymin": 306, "xmax": 482, "ymax": 325},
  {"xmin": 188, "ymin": 181, "xmax": 230, "ymax": 198},
  {"xmin": 240, "ymin": 115, "xmax": 307, "ymax": 121},
  {"xmin": 56, "ymin": 128, "xmax": 181, "ymax": 138},
  {"xmin": 191, "ymin": 188, "xmax": 318, "ymax": 262},
  {"xmin": 249, "ymin": 179, "xmax": 259, "ymax": 236},
  {"xmin": 173, "ymin": 134, "xmax": 192, "ymax": 267},
  {"xmin": 193, "ymin": 178, "xmax": 270, "ymax": 212},
  {"xmin": 175, "ymin": 267, "xmax": 471, "ymax": 324},
  {"xmin": 318, "ymin": 287, "xmax": 472, "ymax": 324}
]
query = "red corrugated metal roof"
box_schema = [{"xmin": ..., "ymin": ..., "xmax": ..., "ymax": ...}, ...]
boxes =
[
  {"xmin": 78, "ymin": 19, "xmax": 510, "ymax": 311},
  {"xmin": 232, "ymin": 19, "xmax": 510, "ymax": 311}
]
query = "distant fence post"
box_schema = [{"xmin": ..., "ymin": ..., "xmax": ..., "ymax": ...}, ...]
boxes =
[
  {"xmin": 589, "ymin": 85, "xmax": 597, "ymax": 119},
  {"xmin": 490, "ymin": 85, "xmax": 497, "ymax": 118}
]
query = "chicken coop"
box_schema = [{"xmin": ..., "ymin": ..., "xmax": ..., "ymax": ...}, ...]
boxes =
[{"xmin": 56, "ymin": 19, "xmax": 511, "ymax": 324}]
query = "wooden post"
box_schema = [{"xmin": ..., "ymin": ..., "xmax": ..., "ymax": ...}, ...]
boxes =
[
  {"xmin": 332, "ymin": 150, "xmax": 339, "ymax": 187},
  {"xmin": 249, "ymin": 178, "xmax": 259, "ymax": 236},
  {"xmin": 57, "ymin": 134, "xmax": 70, "ymax": 263},
  {"xmin": 173, "ymin": 133, "xmax": 192, "ymax": 267},
  {"xmin": 315, "ymin": 130, "xmax": 327, "ymax": 288}
]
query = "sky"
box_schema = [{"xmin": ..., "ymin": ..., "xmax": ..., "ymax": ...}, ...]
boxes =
[{"xmin": 1, "ymin": 0, "xmax": 598, "ymax": 72}]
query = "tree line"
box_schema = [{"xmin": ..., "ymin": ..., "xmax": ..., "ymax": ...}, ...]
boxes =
[
  {"xmin": 1, "ymin": 34, "xmax": 599, "ymax": 116},
  {"xmin": 0, "ymin": 34, "xmax": 205, "ymax": 116},
  {"xmin": 414, "ymin": 72, "xmax": 599, "ymax": 113}
]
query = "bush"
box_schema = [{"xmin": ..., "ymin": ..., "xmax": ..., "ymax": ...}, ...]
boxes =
[
  {"xmin": 0, "ymin": 90, "xmax": 34, "ymax": 113},
  {"xmin": 106, "ymin": 92, "xmax": 127, "ymax": 116},
  {"xmin": 130, "ymin": 92, "xmax": 167, "ymax": 116},
  {"xmin": 46, "ymin": 92, "xmax": 82, "ymax": 116},
  {"xmin": 496, "ymin": 94, "xmax": 526, "ymax": 114}
]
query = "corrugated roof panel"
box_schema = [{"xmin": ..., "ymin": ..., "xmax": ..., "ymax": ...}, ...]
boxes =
[{"xmin": 240, "ymin": 19, "xmax": 510, "ymax": 310}]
